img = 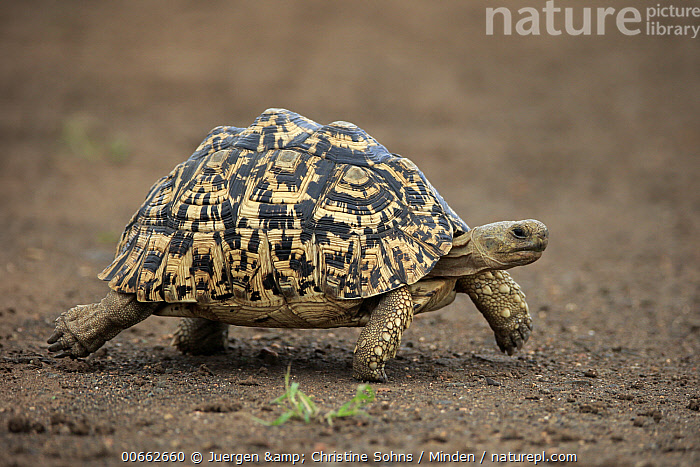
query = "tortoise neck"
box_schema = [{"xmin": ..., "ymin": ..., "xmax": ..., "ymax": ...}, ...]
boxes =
[{"xmin": 427, "ymin": 229, "xmax": 493, "ymax": 278}]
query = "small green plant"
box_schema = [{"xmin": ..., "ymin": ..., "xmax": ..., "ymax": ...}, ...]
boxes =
[
  {"xmin": 264, "ymin": 367, "xmax": 319, "ymax": 426},
  {"xmin": 324, "ymin": 383, "xmax": 375, "ymax": 426},
  {"xmin": 254, "ymin": 367, "xmax": 375, "ymax": 426}
]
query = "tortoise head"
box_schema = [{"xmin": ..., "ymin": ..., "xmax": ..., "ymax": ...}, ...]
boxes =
[
  {"xmin": 428, "ymin": 219, "xmax": 548, "ymax": 277},
  {"xmin": 469, "ymin": 220, "xmax": 548, "ymax": 270}
]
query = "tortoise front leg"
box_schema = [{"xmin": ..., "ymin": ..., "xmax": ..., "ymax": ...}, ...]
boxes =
[
  {"xmin": 48, "ymin": 290, "xmax": 158, "ymax": 358},
  {"xmin": 457, "ymin": 270, "xmax": 532, "ymax": 355},
  {"xmin": 353, "ymin": 286, "xmax": 414, "ymax": 382}
]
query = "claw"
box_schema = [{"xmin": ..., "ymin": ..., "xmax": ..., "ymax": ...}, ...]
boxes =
[
  {"xmin": 352, "ymin": 367, "xmax": 388, "ymax": 383},
  {"xmin": 47, "ymin": 341, "xmax": 65, "ymax": 353},
  {"xmin": 53, "ymin": 351, "xmax": 71, "ymax": 359},
  {"xmin": 47, "ymin": 330, "xmax": 61, "ymax": 345},
  {"xmin": 496, "ymin": 332, "xmax": 516, "ymax": 355},
  {"xmin": 497, "ymin": 341, "xmax": 506, "ymax": 353},
  {"xmin": 514, "ymin": 334, "xmax": 524, "ymax": 350}
]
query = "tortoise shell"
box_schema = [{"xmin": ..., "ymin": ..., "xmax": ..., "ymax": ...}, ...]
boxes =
[{"xmin": 98, "ymin": 109, "xmax": 469, "ymax": 306}]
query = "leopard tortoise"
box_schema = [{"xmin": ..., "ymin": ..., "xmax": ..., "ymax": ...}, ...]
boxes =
[{"xmin": 48, "ymin": 108, "xmax": 548, "ymax": 381}]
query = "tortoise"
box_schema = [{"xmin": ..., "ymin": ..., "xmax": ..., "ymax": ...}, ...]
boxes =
[{"xmin": 48, "ymin": 108, "xmax": 548, "ymax": 381}]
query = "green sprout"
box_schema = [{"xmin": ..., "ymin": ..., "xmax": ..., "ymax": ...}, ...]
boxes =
[
  {"xmin": 266, "ymin": 367, "xmax": 319, "ymax": 426},
  {"xmin": 254, "ymin": 367, "xmax": 375, "ymax": 426},
  {"xmin": 324, "ymin": 383, "xmax": 375, "ymax": 426}
]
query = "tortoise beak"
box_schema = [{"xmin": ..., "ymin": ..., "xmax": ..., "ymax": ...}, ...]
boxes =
[{"xmin": 534, "ymin": 226, "xmax": 549, "ymax": 252}]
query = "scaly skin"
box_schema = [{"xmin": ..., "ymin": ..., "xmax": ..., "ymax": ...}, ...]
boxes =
[
  {"xmin": 457, "ymin": 271, "xmax": 532, "ymax": 355},
  {"xmin": 353, "ymin": 286, "xmax": 414, "ymax": 382},
  {"xmin": 47, "ymin": 290, "xmax": 157, "ymax": 357},
  {"xmin": 172, "ymin": 318, "xmax": 229, "ymax": 355}
]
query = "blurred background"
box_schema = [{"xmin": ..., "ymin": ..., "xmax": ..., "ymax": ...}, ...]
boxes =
[{"xmin": 1, "ymin": 0, "xmax": 698, "ymax": 358}]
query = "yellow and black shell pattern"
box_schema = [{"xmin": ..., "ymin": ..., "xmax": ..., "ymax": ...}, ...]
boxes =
[{"xmin": 98, "ymin": 109, "xmax": 469, "ymax": 307}]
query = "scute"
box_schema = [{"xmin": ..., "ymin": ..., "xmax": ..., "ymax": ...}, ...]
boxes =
[{"xmin": 98, "ymin": 109, "xmax": 469, "ymax": 304}]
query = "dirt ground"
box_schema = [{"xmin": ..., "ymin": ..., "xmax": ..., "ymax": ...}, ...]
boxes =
[{"xmin": 1, "ymin": 1, "xmax": 698, "ymax": 466}]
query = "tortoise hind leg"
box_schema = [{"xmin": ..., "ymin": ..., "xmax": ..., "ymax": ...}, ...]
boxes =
[
  {"xmin": 172, "ymin": 318, "xmax": 229, "ymax": 355},
  {"xmin": 353, "ymin": 286, "xmax": 414, "ymax": 382},
  {"xmin": 48, "ymin": 290, "xmax": 157, "ymax": 358}
]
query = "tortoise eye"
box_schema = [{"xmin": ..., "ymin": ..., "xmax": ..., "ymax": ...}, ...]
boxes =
[{"xmin": 511, "ymin": 227, "xmax": 527, "ymax": 239}]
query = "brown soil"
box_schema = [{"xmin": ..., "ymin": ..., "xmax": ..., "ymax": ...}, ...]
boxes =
[{"xmin": 1, "ymin": 1, "xmax": 698, "ymax": 466}]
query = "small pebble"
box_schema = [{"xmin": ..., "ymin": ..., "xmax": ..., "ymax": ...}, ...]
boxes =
[
  {"xmin": 238, "ymin": 375, "xmax": 260, "ymax": 386},
  {"xmin": 485, "ymin": 377, "xmax": 501, "ymax": 386},
  {"xmin": 197, "ymin": 364, "xmax": 214, "ymax": 376}
]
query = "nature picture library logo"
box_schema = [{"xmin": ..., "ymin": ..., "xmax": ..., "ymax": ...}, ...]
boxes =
[{"xmin": 486, "ymin": 1, "xmax": 700, "ymax": 38}]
